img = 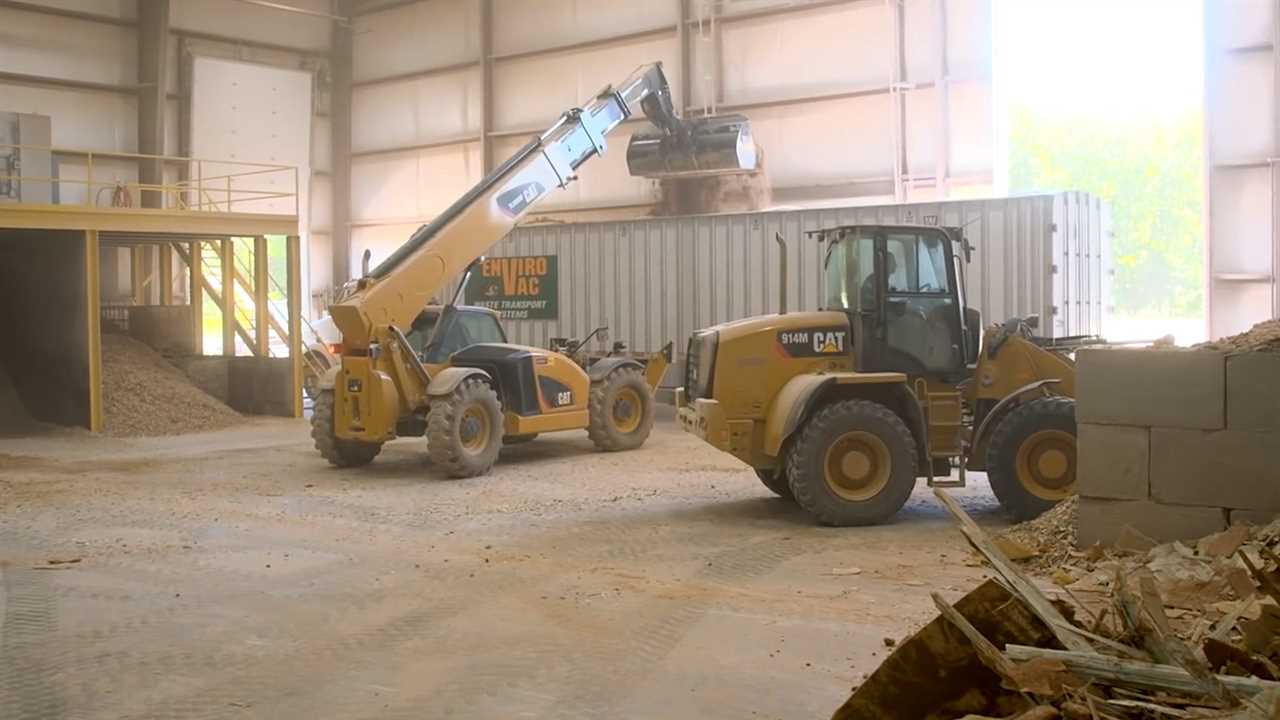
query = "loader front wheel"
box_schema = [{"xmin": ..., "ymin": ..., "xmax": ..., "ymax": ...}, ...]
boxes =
[
  {"xmin": 427, "ymin": 378, "xmax": 503, "ymax": 478},
  {"xmin": 588, "ymin": 366, "xmax": 654, "ymax": 451},
  {"xmin": 986, "ymin": 396, "xmax": 1077, "ymax": 522},
  {"xmin": 786, "ymin": 400, "xmax": 917, "ymax": 526},
  {"xmin": 755, "ymin": 467, "xmax": 794, "ymax": 500},
  {"xmin": 311, "ymin": 389, "xmax": 382, "ymax": 467}
]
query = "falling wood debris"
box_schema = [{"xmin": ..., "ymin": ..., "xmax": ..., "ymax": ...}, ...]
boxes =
[{"xmin": 832, "ymin": 490, "xmax": 1280, "ymax": 720}]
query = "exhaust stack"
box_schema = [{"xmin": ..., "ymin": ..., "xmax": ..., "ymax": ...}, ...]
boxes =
[{"xmin": 625, "ymin": 113, "xmax": 758, "ymax": 178}]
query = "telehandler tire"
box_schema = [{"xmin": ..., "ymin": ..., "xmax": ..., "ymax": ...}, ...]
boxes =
[
  {"xmin": 786, "ymin": 399, "xmax": 917, "ymax": 527},
  {"xmin": 311, "ymin": 389, "xmax": 383, "ymax": 467},
  {"xmin": 986, "ymin": 396, "xmax": 1077, "ymax": 522},
  {"xmin": 587, "ymin": 366, "xmax": 654, "ymax": 451},
  {"xmin": 755, "ymin": 467, "xmax": 794, "ymax": 500},
  {"xmin": 427, "ymin": 378, "xmax": 503, "ymax": 478}
]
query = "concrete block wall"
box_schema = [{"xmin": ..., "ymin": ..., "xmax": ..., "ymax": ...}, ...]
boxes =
[{"xmin": 1075, "ymin": 348, "xmax": 1280, "ymax": 546}]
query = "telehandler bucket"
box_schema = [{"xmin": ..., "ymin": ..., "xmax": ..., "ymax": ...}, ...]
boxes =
[{"xmin": 626, "ymin": 113, "xmax": 757, "ymax": 178}]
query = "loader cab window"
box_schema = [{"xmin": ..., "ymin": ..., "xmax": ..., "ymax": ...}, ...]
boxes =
[
  {"xmin": 882, "ymin": 231, "xmax": 964, "ymax": 374},
  {"xmin": 823, "ymin": 231, "xmax": 876, "ymax": 312},
  {"xmin": 415, "ymin": 308, "xmax": 508, "ymax": 364}
]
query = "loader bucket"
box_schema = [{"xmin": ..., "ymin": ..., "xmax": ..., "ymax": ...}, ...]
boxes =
[{"xmin": 626, "ymin": 113, "xmax": 758, "ymax": 178}]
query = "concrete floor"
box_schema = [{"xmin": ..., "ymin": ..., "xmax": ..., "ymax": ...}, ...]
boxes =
[{"xmin": 0, "ymin": 414, "xmax": 1006, "ymax": 719}]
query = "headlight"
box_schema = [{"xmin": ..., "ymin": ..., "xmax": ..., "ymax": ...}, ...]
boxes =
[{"xmin": 684, "ymin": 330, "xmax": 718, "ymax": 399}]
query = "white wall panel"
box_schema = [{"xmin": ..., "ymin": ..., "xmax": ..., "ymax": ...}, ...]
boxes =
[
  {"xmin": 746, "ymin": 94, "xmax": 897, "ymax": 188},
  {"xmin": 492, "ymin": 37, "xmax": 679, "ymax": 131},
  {"xmin": 905, "ymin": 87, "xmax": 939, "ymax": 175},
  {"xmin": 312, "ymin": 116, "xmax": 332, "ymax": 173},
  {"xmin": 353, "ymin": 0, "xmax": 478, "ymax": 82},
  {"xmin": 352, "ymin": 68, "xmax": 481, "ymax": 152},
  {"xmin": 945, "ymin": 0, "xmax": 991, "ymax": 80},
  {"xmin": 492, "ymin": 0, "xmax": 677, "ymax": 56},
  {"xmin": 0, "ymin": 8, "xmax": 136, "ymax": 85},
  {"xmin": 1211, "ymin": 0, "xmax": 1273, "ymax": 49},
  {"xmin": 1209, "ymin": 167, "xmax": 1271, "ymax": 275},
  {"xmin": 948, "ymin": 79, "xmax": 993, "ymax": 176},
  {"xmin": 19, "ymin": 0, "xmax": 136, "ymax": 20},
  {"xmin": 57, "ymin": 157, "xmax": 139, "ymax": 206},
  {"xmin": 708, "ymin": 2, "xmax": 892, "ymax": 107},
  {"xmin": 352, "ymin": 221, "xmax": 421, "ymax": 271},
  {"xmin": 0, "ymin": 84, "xmax": 137, "ymax": 151},
  {"xmin": 310, "ymin": 174, "xmax": 333, "ymax": 232},
  {"xmin": 350, "ymin": 142, "xmax": 481, "ymax": 222},
  {"xmin": 172, "ymin": 0, "xmax": 331, "ymax": 52},
  {"xmin": 164, "ymin": 98, "xmax": 180, "ymax": 156},
  {"xmin": 1208, "ymin": 51, "xmax": 1274, "ymax": 163}
]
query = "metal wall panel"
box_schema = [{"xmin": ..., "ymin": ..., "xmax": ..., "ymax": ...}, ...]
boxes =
[
  {"xmin": 350, "ymin": 142, "xmax": 482, "ymax": 222},
  {"xmin": 492, "ymin": 0, "xmax": 678, "ymax": 56},
  {"xmin": 352, "ymin": 69, "xmax": 481, "ymax": 153},
  {"xmin": 171, "ymin": 0, "xmax": 332, "ymax": 52},
  {"xmin": 0, "ymin": 8, "xmax": 136, "ymax": 85},
  {"xmin": 1204, "ymin": 0, "xmax": 1278, "ymax": 338},
  {"xmin": 442, "ymin": 193, "xmax": 1110, "ymax": 368},
  {"xmin": 353, "ymin": 0, "xmax": 478, "ymax": 82},
  {"xmin": 0, "ymin": 84, "xmax": 137, "ymax": 152}
]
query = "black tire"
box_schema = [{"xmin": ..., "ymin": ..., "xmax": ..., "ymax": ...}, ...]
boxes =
[
  {"xmin": 504, "ymin": 433, "xmax": 538, "ymax": 445},
  {"xmin": 786, "ymin": 399, "xmax": 918, "ymax": 527},
  {"xmin": 310, "ymin": 389, "xmax": 382, "ymax": 467},
  {"xmin": 427, "ymin": 378, "xmax": 503, "ymax": 478},
  {"xmin": 986, "ymin": 396, "xmax": 1077, "ymax": 522},
  {"xmin": 587, "ymin": 366, "xmax": 655, "ymax": 451},
  {"xmin": 755, "ymin": 467, "xmax": 794, "ymax": 500}
]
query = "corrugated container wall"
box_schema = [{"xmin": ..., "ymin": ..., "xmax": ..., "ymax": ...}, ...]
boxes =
[{"xmin": 454, "ymin": 192, "xmax": 1110, "ymax": 378}]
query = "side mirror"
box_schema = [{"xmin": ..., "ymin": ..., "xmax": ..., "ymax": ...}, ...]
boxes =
[
  {"xmin": 361, "ymin": 249, "xmax": 372, "ymax": 277},
  {"xmin": 1024, "ymin": 314, "xmax": 1040, "ymax": 331}
]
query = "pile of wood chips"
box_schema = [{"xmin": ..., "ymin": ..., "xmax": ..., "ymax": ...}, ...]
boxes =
[
  {"xmin": 101, "ymin": 332, "xmax": 241, "ymax": 437},
  {"xmin": 1197, "ymin": 319, "xmax": 1280, "ymax": 354},
  {"xmin": 836, "ymin": 491, "xmax": 1280, "ymax": 720}
]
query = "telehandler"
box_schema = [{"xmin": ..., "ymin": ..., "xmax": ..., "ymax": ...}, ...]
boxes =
[
  {"xmin": 677, "ymin": 225, "xmax": 1084, "ymax": 525},
  {"xmin": 312, "ymin": 62, "xmax": 754, "ymax": 478}
]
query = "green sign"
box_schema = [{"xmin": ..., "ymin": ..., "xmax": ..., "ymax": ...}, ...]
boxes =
[{"xmin": 465, "ymin": 255, "xmax": 558, "ymax": 320}]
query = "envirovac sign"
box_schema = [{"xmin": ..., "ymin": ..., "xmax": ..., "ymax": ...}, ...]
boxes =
[{"xmin": 465, "ymin": 256, "xmax": 558, "ymax": 319}]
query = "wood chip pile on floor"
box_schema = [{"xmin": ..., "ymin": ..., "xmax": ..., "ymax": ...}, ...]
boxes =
[
  {"xmin": 101, "ymin": 332, "xmax": 241, "ymax": 437},
  {"xmin": 834, "ymin": 491, "xmax": 1280, "ymax": 720}
]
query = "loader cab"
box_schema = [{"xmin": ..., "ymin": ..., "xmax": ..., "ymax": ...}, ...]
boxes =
[
  {"xmin": 819, "ymin": 224, "xmax": 977, "ymax": 382},
  {"xmin": 406, "ymin": 305, "xmax": 507, "ymax": 365}
]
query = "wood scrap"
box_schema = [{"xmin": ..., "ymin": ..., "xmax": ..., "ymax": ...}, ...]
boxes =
[{"xmin": 1004, "ymin": 646, "xmax": 1280, "ymax": 697}]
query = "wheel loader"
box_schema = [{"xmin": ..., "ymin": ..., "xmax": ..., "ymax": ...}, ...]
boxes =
[
  {"xmin": 312, "ymin": 62, "xmax": 753, "ymax": 477},
  {"xmin": 677, "ymin": 224, "xmax": 1085, "ymax": 525}
]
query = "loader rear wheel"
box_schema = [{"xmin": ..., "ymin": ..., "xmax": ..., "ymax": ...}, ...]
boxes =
[
  {"xmin": 986, "ymin": 396, "xmax": 1077, "ymax": 522},
  {"xmin": 755, "ymin": 467, "xmax": 794, "ymax": 500},
  {"xmin": 786, "ymin": 399, "xmax": 917, "ymax": 526},
  {"xmin": 588, "ymin": 366, "xmax": 654, "ymax": 451},
  {"xmin": 310, "ymin": 389, "xmax": 382, "ymax": 467},
  {"xmin": 427, "ymin": 378, "xmax": 503, "ymax": 478}
]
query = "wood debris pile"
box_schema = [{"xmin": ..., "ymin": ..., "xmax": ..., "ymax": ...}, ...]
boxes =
[
  {"xmin": 999, "ymin": 496, "xmax": 1079, "ymax": 573},
  {"xmin": 102, "ymin": 332, "xmax": 241, "ymax": 437},
  {"xmin": 1196, "ymin": 319, "xmax": 1280, "ymax": 353},
  {"xmin": 834, "ymin": 491, "xmax": 1280, "ymax": 720}
]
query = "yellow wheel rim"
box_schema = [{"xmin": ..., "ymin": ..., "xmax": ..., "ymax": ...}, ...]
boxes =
[
  {"xmin": 459, "ymin": 405, "xmax": 491, "ymax": 453},
  {"xmin": 823, "ymin": 431, "xmax": 892, "ymax": 502},
  {"xmin": 1015, "ymin": 429, "xmax": 1076, "ymax": 501},
  {"xmin": 612, "ymin": 387, "xmax": 643, "ymax": 434}
]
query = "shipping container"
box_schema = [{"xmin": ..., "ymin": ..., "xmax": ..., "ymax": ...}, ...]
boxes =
[{"xmin": 458, "ymin": 192, "xmax": 1112, "ymax": 383}]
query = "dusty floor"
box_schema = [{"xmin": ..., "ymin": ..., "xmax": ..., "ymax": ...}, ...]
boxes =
[{"xmin": 0, "ymin": 413, "xmax": 1006, "ymax": 719}]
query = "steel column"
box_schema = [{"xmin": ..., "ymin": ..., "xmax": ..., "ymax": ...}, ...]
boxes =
[
  {"xmin": 254, "ymin": 235, "xmax": 270, "ymax": 356},
  {"xmin": 221, "ymin": 238, "xmax": 235, "ymax": 356},
  {"xmin": 890, "ymin": 0, "xmax": 908, "ymax": 201},
  {"xmin": 332, "ymin": 0, "xmax": 353, "ymax": 284},
  {"xmin": 159, "ymin": 242, "xmax": 173, "ymax": 304},
  {"xmin": 85, "ymin": 230, "xmax": 103, "ymax": 433},
  {"xmin": 480, "ymin": 0, "xmax": 494, "ymax": 172},
  {"xmin": 131, "ymin": 246, "xmax": 147, "ymax": 305},
  {"xmin": 934, "ymin": 0, "xmax": 951, "ymax": 199},
  {"xmin": 287, "ymin": 235, "xmax": 303, "ymax": 416},
  {"xmin": 137, "ymin": 0, "xmax": 169, "ymax": 208},
  {"xmin": 677, "ymin": 0, "xmax": 691, "ymax": 113}
]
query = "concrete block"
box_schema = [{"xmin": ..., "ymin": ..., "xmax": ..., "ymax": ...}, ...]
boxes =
[
  {"xmin": 1077, "ymin": 423, "xmax": 1149, "ymax": 500},
  {"xmin": 1076, "ymin": 348, "xmax": 1225, "ymax": 429},
  {"xmin": 1227, "ymin": 353, "xmax": 1280, "ymax": 430},
  {"xmin": 1150, "ymin": 428, "xmax": 1280, "ymax": 510},
  {"xmin": 127, "ymin": 306, "xmax": 196, "ymax": 356},
  {"xmin": 1230, "ymin": 509, "xmax": 1279, "ymax": 527},
  {"xmin": 1078, "ymin": 497, "xmax": 1227, "ymax": 547}
]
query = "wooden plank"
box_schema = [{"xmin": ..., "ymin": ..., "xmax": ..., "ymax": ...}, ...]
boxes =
[
  {"xmin": 933, "ymin": 489, "xmax": 1094, "ymax": 652},
  {"xmin": 1005, "ymin": 645, "xmax": 1280, "ymax": 697}
]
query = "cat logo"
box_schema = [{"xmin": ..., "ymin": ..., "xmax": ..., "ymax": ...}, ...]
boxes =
[
  {"xmin": 776, "ymin": 326, "xmax": 850, "ymax": 358},
  {"xmin": 813, "ymin": 331, "xmax": 846, "ymax": 354}
]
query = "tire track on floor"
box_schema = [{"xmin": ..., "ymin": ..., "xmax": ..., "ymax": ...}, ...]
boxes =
[{"xmin": 0, "ymin": 567, "xmax": 66, "ymax": 720}]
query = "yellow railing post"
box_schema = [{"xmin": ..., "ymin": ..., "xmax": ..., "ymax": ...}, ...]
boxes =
[
  {"xmin": 286, "ymin": 234, "xmax": 302, "ymax": 417},
  {"xmin": 86, "ymin": 151, "xmax": 93, "ymax": 206},
  {"xmin": 190, "ymin": 241, "xmax": 203, "ymax": 354},
  {"xmin": 85, "ymin": 229, "xmax": 103, "ymax": 432},
  {"xmin": 254, "ymin": 235, "xmax": 270, "ymax": 357},
  {"xmin": 131, "ymin": 245, "xmax": 146, "ymax": 305},
  {"xmin": 159, "ymin": 242, "xmax": 173, "ymax": 305},
  {"xmin": 221, "ymin": 237, "xmax": 235, "ymax": 356}
]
